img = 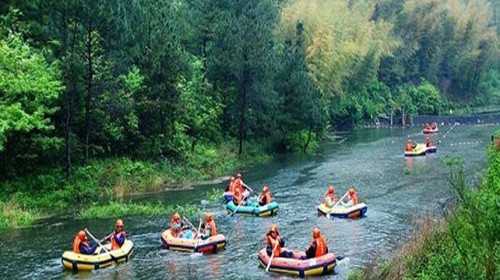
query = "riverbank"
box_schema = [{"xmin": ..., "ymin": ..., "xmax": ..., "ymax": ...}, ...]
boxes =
[
  {"xmin": 0, "ymin": 141, "xmax": 270, "ymax": 229},
  {"xmin": 349, "ymin": 145, "xmax": 500, "ymax": 280}
]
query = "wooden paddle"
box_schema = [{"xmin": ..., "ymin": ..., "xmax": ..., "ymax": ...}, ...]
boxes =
[
  {"xmin": 242, "ymin": 183, "xmax": 255, "ymax": 194},
  {"xmin": 182, "ymin": 217, "xmax": 199, "ymax": 234},
  {"xmin": 230, "ymin": 201, "xmax": 243, "ymax": 217},
  {"xmin": 85, "ymin": 229, "xmax": 109, "ymax": 253},
  {"xmin": 100, "ymin": 232, "xmax": 114, "ymax": 244},
  {"xmin": 326, "ymin": 192, "xmax": 349, "ymax": 219},
  {"xmin": 266, "ymin": 238, "xmax": 280, "ymax": 272}
]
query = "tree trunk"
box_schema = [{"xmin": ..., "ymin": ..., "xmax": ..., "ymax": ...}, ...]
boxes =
[
  {"xmin": 303, "ymin": 125, "xmax": 313, "ymax": 153},
  {"xmin": 84, "ymin": 20, "xmax": 93, "ymax": 164},
  {"xmin": 238, "ymin": 66, "xmax": 249, "ymax": 156}
]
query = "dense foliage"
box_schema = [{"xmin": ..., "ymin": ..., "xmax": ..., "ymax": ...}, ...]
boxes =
[{"xmin": 0, "ymin": 0, "xmax": 499, "ymax": 227}]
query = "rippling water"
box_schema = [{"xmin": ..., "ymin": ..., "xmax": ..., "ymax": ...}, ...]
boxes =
[{"xmin": 0, "ymin": 124, "xmax": 493, "ymax": 279}]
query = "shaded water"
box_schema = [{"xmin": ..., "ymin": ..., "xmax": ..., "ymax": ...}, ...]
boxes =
[{"xmin": 0, "ymin": 124, "xmax": 494, "ymax": 279}]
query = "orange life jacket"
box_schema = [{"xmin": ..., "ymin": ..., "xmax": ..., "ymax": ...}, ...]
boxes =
[
  {"xmin": 324, "ymin": 192, "xmax": 336, "ymax": 207},
  {"xmin": 266, "ymin": 234, "xmax": 282, "ymax": 256},
  {"xmin": 314, "ymin": 236, "xmax": 328, "ymax": 257},
  {"xmin": 233, "ymin": 192, "xmax": 243, "ymax": 205},
  {"xmin": 228, "ymin": 181, "xmax": 235, "ymax": 193},
  {"xmin": 110, "ymin": 231, "xmax": 126, "ymax": 250},
  {"xmin": 406, "ymin": 143, "xmax": 413, "ymax": 152},
  {"xmin": 234, "ymin": 179, "xmax": 245, "ymax": 194},
  {"xmin": 73, "ymin": 236, "xmax": 82, "ymax": 253},
  {"xmin": 204, "ymin": 220, "xmax": 217, "ymax": 237},
  {"xmin": 350, "ymin": 193, "xmax": 359, "ymax": 205},
  {"xmin": 170, "ymin": 220, "xmax": 182, "ymax": 237}
]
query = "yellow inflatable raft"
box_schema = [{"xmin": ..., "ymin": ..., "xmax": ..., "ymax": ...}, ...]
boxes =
[
  {"xmin": 161, "ymin": 229, "xmax": 226, "ymax": 254},
  {"xmin": 61, "ymin": 240, "xmax": 134, "ymax": 271},
  {"xmin": 317, "ymin": 203, "xmax": 368, "ymax": 219},
  {"xmin": 404, "ymin": 143, "xmax": 427, "ymax": 157}
]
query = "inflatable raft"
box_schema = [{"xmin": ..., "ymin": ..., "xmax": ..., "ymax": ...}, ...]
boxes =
[
  {"xmin": 226, "ymin": 201, "xmax": 279, "ymax": 217},
  {"xmin": 423, "ymin": 127, "xmax": 438, "ymax": 134},
  {"xmin": 404, "ymin": 143, "xmax": 427, "ymax": 157},
  {"xmin": 317, "ymin": 203, "xmax": 368, "ymax": 219},
  {"xmin": 161, "ymin": 229, "xmax": 226, "ymax": 254},
  {"xmin": 426, "ymin": 145, "xmax": 437, "ymax": 153},
  {"xmin": 61, "ymin": 240, "xmax": 134, "ymax": 271},
  {"xmin": 257, "ymin": 248, "xmax": 336, "ymax": 277}
]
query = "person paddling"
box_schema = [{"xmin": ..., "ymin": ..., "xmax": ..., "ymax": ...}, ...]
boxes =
[
  {"xmin": 305, "ymin": 228, "xmax": 328, "ymax": 259},
  {"xmin": 324, "ymin": 185, "xmax": 336, "ymax": 208},
  {"xmin": 406, "ymin": 139, "xmax": 414, "ymax": 152},
  {"xmin": 170, "ymin": 213, "xmax": 184, "ymax": 238},
  {"xmin": 102, "ymin": 219, "xmax": 126, "ymax": 250},
  {"xmin": 258, "ymin": 186, "xmax": 272, "ymax": 206},
  {"xmin": 226, "ymin": 177, "xmax": 236, "ymax": 193},
  {"xmin": 341, "ymin": 188, "xmax": 359, "ymax": 207},
  {"xmin": 234, "ymin": 173, "xmax": 245, "ymax": 194},
  {"xmin": 233, "ymin": 188, "xmax": 244, "ymax": 206},
  {"xmin": 200, "ymin": 212, "xmax": 217, "ymax": 240},
  {"xmin": 426, "ymin": 136, "xmax": 434, "ymax": 147},
  {"xmin": 73, "ymin": 229, "xmax": 98, "ymax": 255},
  {"xmin": 265, "ymin": 224, "xmax": 294, "ymax": 258}
]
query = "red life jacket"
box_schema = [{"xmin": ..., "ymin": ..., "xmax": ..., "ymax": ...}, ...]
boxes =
[
  {"xmin": 233, "ymin": 192, "xmax": 243, "ymax": 205},
  {"xmin": 170, "ymin": 220, "xmax": 182, "ymax": 237},
  {"xmin": 228, "ymin": 181, "xmax": 235, "ymax": 193},
  {"xmin": 406, "ymin": 143, "xmax": 413, "ymax": 152},
  {"xmin": 314, "ymin": 236, "xmax": 328, "ymax": 257},
  {"xmin": 234, "ymin": 179, "xmax": 245, "ymax": 194},
  {"xmin": 110, "ymin": 231, "xmax": 126, "ymax": 250},
  {"xmin": 266, "ymin": 234, "xmax": 282, "ymax": 256}
]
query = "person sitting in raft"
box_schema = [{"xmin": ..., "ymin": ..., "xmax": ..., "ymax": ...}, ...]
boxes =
[
  {"xmin": 266, "ymin": 224, "xmax": 294, "ymax": 258},
  {"xmin": 341, "ymin": 188, "xmax": 359, "ymax": 207},
  {"xmin": 406, "ymin": 139, "xmax": 414, "ymax": 152},
  {"xmin": 233, "ymin": 188, "xmax": 245, "ymax": 206},
  {"xmin": 226, "ymin": 177, "xmax": 236, "ymax": 192},
  {"xmin": 324, "ymin": 185, "xmax": 336, "ymax": 208},
  {"xmin": 426, "ymin": 136, "xmax": 434, "ymax": 147},
  {"xmin": 73, "ymin": 229, "xmax": 98, "ymax": 255},
  {"xmin": 103, "ymin": 219, "xmax": 126, "ymax": 250},
  {"xmin": 258, "ymin": 185, "xmax": 272, "ymax": 206},
  {"xmin": 200, "ymin": 212, "xmax": 217, "ymax": 240},
  {"xmin": 305, "ymin": 228, "xmax": 328, "ymax": 259},
  {"xmin": 424, "ymin": 123, "xmax": 431, "ymax": 130},
  {"xmin": 431, "ymin": 122, "xmax": 437, "ymax": 129},
  {"xmin": 234, "ymin": 173, "xmax": 246, "ymax": 194},
  {"xmin": 170, "ymin": 213, "xmax": 184, "ymax": 238}
]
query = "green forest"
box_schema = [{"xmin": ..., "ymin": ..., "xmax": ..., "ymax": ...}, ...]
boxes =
[{"xmin": 1, "ymin": 0, "xmax": 500, "ymax": 228}]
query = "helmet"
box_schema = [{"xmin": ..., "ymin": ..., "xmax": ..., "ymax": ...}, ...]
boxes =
[
  {"xmin": 230, "ymin": 177, "xmax": 235, "ymax": 181},
  {"xmin": 78, "ymin": 230, "xmax": 86, "ymax": 240},
  {"xmin": 263, "ymin": 186, "xmax": 269, "ymax": 193},
  {"xmin": 328, "ymin": 185, "xmax": 335, "ymax": 193},
  {"xmin": 270, "ymin": 224, "xmax": 278, "ymax": 233},
  {"xmin": 116, "ymin": 219, "xmax": 124, "ymax": 227},
  {"xmin": 349, "ymin": 188, "xmax": 355, "ymax": 195},
  {"xmin": 205, "ymin": 212, "xmax": 213, "ymax": 222},
  {"xmin": 236, "ymin": 173, "xmax": 242, "ymax": 178},
  {"xmin": 172, "ymin": 213, "xmax": 181, "ymax": 221},
  {"xmin": 313, "ymin": 228, "xmax": 321, "ymax": 239}
]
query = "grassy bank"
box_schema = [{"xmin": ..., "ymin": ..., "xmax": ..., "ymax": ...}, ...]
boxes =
[
  {"xmin": 350, "ymin": 148, "xmax": 500, "ymax": 280},
  {"xmin": 0, "ymin": 141, "xmax": 270, "ymax": 229}
]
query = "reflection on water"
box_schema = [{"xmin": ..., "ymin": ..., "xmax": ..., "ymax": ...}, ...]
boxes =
[{"xmin": 0, "ymin": 125, "xmax": 492, "ymax": 279}]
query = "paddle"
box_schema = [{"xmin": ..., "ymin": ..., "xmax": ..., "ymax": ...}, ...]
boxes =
[
  {"xmin": 230, "ymin": 202, "xmax": 243, "ymax": 217},
  {"xmin": 197, "ymin": 218, "xmax": 202, "ymax": 238},
  {"xmin": 182, "ymin": 217, "xmax": 199, "ymax": 234},
  {"xmin": 242, "ymin": 183, "xmax": 255, "ymax": 194},
  {"xmin": 326, "ymin": 192, "xmax": 349, "ymax": 219},
  {"xmin": 335, "ymin": 255, "xmax": 350, "ymax": 267},
  {"xmin": 100, "ymin": 232, "xmax": 114, "ymax": 244},
  {"xmin": 266, "ymin": 237, "xmax": 280, "ymax": 272},
  {"xmin": 85, "ymin": 229, "xmax": 109, "ymax": 253}
]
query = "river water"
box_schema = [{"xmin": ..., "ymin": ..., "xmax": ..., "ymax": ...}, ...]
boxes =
[{"xmin": 0, "ymin": 124, "xmax": 494, "ymax": 279}]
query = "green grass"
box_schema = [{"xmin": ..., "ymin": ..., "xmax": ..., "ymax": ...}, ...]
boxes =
[
  {"xmin": 78, "ymin": 201, "xmax": 200, "ymax": 219},
  {"xmin": 0, "ymin": 140, "xmax": 270, "ymax": 229}
]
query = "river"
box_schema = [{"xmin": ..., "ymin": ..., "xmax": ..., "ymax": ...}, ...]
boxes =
[{"xmin": 0, "ymin": 124, "xmax": 493, "ymax": 279}]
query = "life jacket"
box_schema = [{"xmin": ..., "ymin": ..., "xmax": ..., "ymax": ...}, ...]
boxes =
[
  {"xmin": 431, "ymin": 123, "xmax": 437, "ymax": 129},
  {"xmin": 234, "ymin": 179, "xmax": 245, "ymax": 194},
  {"xmin": 204, "ymin": 220, "xmax": 217, "ymax": 237},
  {"xmin": 233, "ymin": 192, "xmax": 243, "ymax": 205},
  {"xmin": 228, "ymin": 181, "xmax": 235, "ymax": 193},
  {"xmin": 406, "ymin": 143, "xmax": 413, "ymax": 152},
  {"xmin": 110, "ymin": 231, "xmax": 126, "ymax": 250},
  {"xmin": 260, "ymin": 192, "xmax": 271, "ymax": 205},
  {"xmin": 266, "ymin": 234, "xmax": 282, "ymax": 256},
  {"xmin": 314, "ymin": 236, "xmax": 328, "ymax": 257},
  {"xmin": 170, "ymin": 220, "xmax": 182, "ymax": 237},
  {"xmin": 73, "ymin": 236, "xmax": 82, "ymax": 253},
  {"xmin": 350, "ymin": 193, "xmax": 359, "ymax": 205},
  {"xmin": 426, "ymin": 140, "xmax": 434, "ymax": 147},
  {"xmin": 324, "ymin": 192, "xmax": 336, "ymax": 207}
]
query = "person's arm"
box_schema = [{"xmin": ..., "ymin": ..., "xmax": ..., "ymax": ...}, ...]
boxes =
[
  {"xmin": 115, "ymin": 232, "xmax": 126, "ymax": 246},
  {"xmin": 80, "ymin": 242, "xmax": 98, "ymax": 254},
  {"xmin": 279, "ymin": 236, "xmax": 285, "ymax": 247},
  {"xmin": 305, "ymin": 241, "xmax": 317, "ymax": 259}
]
